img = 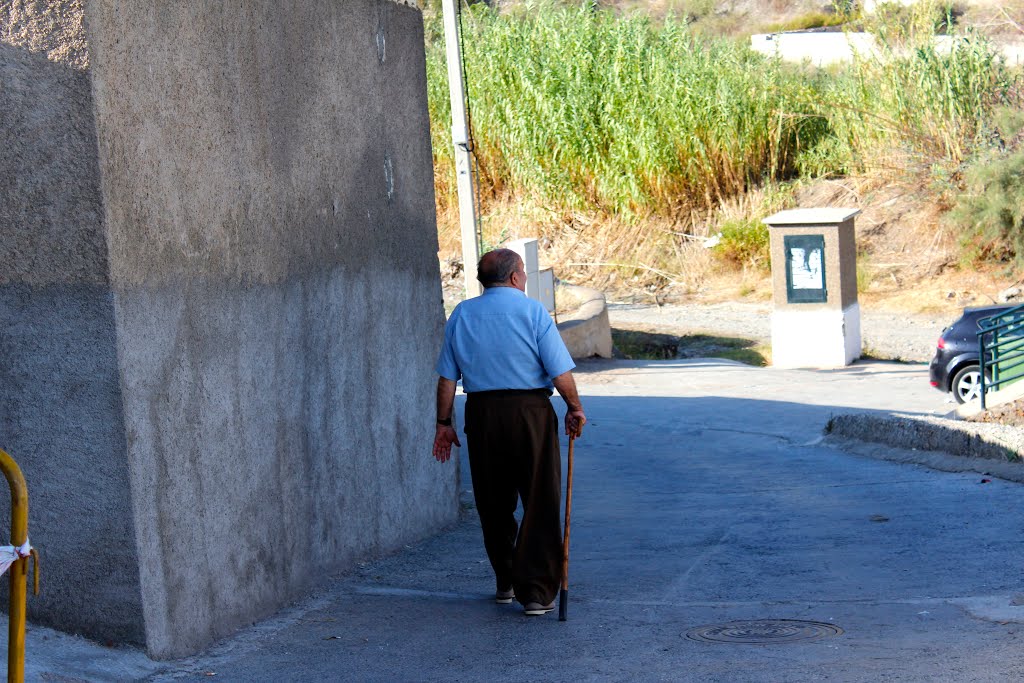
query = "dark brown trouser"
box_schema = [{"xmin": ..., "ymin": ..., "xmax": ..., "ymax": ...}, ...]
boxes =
[{"xmin": 465, "ymin": 389, "xmax": 562, "ymax": 606}]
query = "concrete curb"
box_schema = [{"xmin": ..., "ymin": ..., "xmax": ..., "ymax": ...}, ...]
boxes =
[
  {"xmin": 825, "ymin": 412, "xmax": 1024, "ymax": 482},
  {"xmin": 557, "ymin": 284, "xmax": 613, "ymax": 359},
  {"xmin": 826, "ymin": 413, "xmax": 1024, "ymax": 462}
]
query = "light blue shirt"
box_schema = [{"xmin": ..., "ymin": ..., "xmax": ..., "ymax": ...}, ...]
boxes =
[{"xmin": 436, "ymin": 287, "xmax": 575, "ymax": 393}]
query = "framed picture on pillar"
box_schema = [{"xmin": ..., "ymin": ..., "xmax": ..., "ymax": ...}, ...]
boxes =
[{"xmin": 784, "ymin": 234, "xmax": 827, "ymax": 304}]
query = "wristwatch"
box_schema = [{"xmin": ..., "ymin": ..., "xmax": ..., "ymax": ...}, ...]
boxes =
[{"xmin": 436, "ymin": 417, "xmax": 452, "ymax": 426}]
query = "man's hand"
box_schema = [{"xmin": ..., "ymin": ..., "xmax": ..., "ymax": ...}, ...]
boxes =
[
  {"xmin": 433, "ymin": 424, "xmax": 461, "ymax": 463},
  {"xmin": 552, "ymin": 370, "xmax": 585, "ymax": 438},
  {"xmin": 565, "ymin": 409, "xmax": 586, "ymax": 438},
  {"xmin": 434, "ymin": 377, "xmax": 460, "ymax": 462}
]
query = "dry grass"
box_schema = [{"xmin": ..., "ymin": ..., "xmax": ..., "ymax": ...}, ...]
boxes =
[
  {"xmin": 430, "ymin": 1, "xmax": 1023, "ymax": 313},
  {"xmin": 436, "ymin": 171, "xmax": 1012, "ymax": 315},
  {"xmin": 438, "ymin": 193, "xmax": 718, "ymax": 290},
  {"xmin": 966, "ymin": 397, "xmax": 1024, "ymax": 426}
]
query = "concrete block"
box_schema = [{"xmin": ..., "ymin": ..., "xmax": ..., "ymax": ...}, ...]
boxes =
[
  {"xmin": 506, "ymin": 238, "xmax": 539, "ymax": 275},
  {"xmin": 557, "ymin": 285, "xmax": 613, "ymax": 359},
  {"xmin": 766, "ymin": 209, "xmax": 861, "ymax": 369},
  {"xmin": 538, "ymin": 268, "xmax": 555, "ymax": 314},
  {"xmin": 507, "ymin": 237, "xmax": 545, "ymax": 302}
]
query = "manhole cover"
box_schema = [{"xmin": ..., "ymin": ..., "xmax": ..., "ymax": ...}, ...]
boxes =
[{"xmin": 685, "ymin": 619, "xmax": 843, "ymax": 644}]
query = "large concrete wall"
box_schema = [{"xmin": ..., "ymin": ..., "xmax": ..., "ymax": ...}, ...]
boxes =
[{"xmin": 0, "ymin": 0, "xmax": 455, "ymax": 659}]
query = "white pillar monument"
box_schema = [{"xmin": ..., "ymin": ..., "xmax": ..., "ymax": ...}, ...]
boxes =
[{"xmin": 764, "ymin": 209, "xmax": 862, "ymax": 369}]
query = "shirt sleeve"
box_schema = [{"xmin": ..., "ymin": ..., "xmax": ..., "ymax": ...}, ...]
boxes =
[
  {"xmin": 536, "ymin": 309, "xmax": 575, "ymax": 379},
  {"xmin": 435, "ymin": 315, "xmax": 461, "ymax": 381}
]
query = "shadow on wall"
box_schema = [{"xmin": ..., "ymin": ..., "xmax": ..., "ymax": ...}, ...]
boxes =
[{"xmin": 0, "ymin": 42, "xmax": 145, "ymax": 643}]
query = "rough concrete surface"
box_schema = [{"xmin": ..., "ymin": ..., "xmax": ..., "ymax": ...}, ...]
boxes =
[
  {"xmin": 1, "ymin": 0, "xmax": 454, "ymax": 659},
  {"xmin": 0, "ymin": 0, "xmax": 144, "ymax": 643},
  {"xmin": 0, "ymin": 15, "xmax": 105, "ymax": 287},
  {"xmin": 557, "ymin": 285, "xmax": 613, "ymax": 359},
  {"xmin": 10, "ymin": 358, "xmax": 1024, "ymax": 681},
  {"xmin": 827, "ymin": 412, "xmax": 1024, "ymax": 463},
  {"xmin": 0, "ymin": 0, "xmax": 89, "ymax": 70},
  {"xmin": 827, "ymin": 434, "xmax": 1024, "ymax": 486},
  {"xmin": 0, "ymin": 286, "xmax": 144, "ymax": 642}
]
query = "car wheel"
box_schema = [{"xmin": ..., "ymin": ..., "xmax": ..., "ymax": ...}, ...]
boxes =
[{"xmin": 951, "ymin": 364, "xmax": 985, "ymax": 404}]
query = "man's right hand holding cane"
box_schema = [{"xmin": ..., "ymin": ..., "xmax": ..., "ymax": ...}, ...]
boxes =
[{"xmin": 553, "ymin": 370, "xmax": 586, "ymax": 439}]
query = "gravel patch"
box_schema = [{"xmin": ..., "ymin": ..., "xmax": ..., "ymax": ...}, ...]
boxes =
[{"xmin": 606, "ymin": 302, "xmax": 952, "ymax": 362}]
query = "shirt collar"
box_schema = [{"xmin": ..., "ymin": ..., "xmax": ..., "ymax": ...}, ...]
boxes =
[{"xmin": 482, "ymin": 286, "xmax": 524, "ymax": 297}]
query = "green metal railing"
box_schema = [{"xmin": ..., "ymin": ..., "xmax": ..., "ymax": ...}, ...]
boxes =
[{"xmin": 978, "ymin": 304, "xmax": 1024, "ymax": 410}]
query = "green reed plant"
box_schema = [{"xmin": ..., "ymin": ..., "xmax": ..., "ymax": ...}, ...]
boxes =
[
  {"xmin": 426, "ymin": 2, "xmax": 827, "ymax": 218},
  {"xmin": 425, "ymin": 1, "xmax": 1018, "ymax": 282},
  {"xmin": 817, "ymin": 32, "xmax": 1014, "ymax": 174}
]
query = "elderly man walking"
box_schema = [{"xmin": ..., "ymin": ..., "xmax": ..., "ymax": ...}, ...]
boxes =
[{"xmin": 433, "ymin": 248, "xmax": 586, "ymax": 616}]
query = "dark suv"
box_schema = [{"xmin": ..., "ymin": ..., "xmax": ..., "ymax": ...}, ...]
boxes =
[{"xmin": 929, "ymin": 305, "xmax": 1014, "ymax": 403}]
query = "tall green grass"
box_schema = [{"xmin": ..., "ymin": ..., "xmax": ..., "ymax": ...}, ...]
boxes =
[
  {"xmin": 805, "ymin": 35, "xmax": 1014, "ymax": 176},
  {"xmin": 427, "ymin": 2, "xmax": 825, "ymax": 218},
  {"xmin": 425, "ymin": 1, "xmax": 1017, "ymax": 278}
]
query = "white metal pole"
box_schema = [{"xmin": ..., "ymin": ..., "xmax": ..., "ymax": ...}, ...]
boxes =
[{"xmin": 441, "ymin": 0, "xmax": 482, "ymax": 299}]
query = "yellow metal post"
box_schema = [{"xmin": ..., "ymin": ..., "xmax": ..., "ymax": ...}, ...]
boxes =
[{"xmin": 0, "ymin": 449, "xmax": 29, "ymax": 683}]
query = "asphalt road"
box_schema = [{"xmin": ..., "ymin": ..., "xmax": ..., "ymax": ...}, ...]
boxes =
[{"xmin": 19, "ymin": 359, "xmax": 1024, "ymax": 681}]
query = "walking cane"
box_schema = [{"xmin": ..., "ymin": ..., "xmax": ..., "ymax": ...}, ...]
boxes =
[{"xmin": 559, "ymin": 431, "xmax": 577, "ymax": 622}]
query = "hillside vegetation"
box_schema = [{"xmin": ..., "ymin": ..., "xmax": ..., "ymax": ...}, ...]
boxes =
[{"xmin": 424, "ymin": 1, "xmax": 1024, "ymax": 307}]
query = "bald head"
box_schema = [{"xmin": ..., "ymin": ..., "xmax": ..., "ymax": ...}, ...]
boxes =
[{"xmin": 477, "ymin": 249, "xmax": 523, "ymax": 288}]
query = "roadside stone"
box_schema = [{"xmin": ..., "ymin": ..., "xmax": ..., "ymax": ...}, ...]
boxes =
[{"xmin": 998, "ymin": 286, "xmax": 1022, "ymax": 303}]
